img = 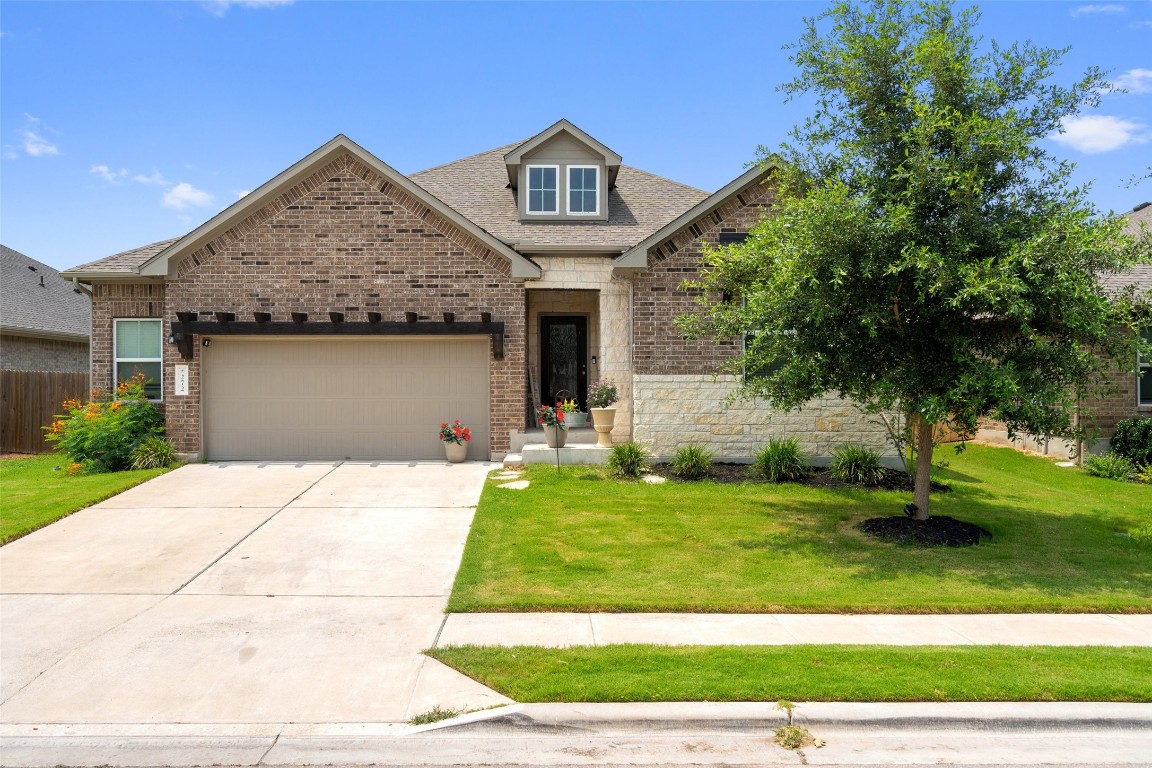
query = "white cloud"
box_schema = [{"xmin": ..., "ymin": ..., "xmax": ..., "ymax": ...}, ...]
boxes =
[
  {"xmin": 163, "ymin": 182, "xmax": 214, "ymax": 210},
  {"xmin": 236, "ymin": 189, "xmax": 251, "ymax": 199},
  {"xmin": 1070, "ymin": 4, "xmax": 1127, "ymax": 16},
  {"xmin": 133, "ymin": 171, "xmax": 170, "ymax": 186},
  {"xmin": 18, "ymin": 114, "xmax": 59, "ymax": 157},
  {"xmin": 202, "ymin": 0, "xmax": 293, "ymax": 17},
  {"xmin": 1114, "ymin": 68, "xmax": 1152, "ymax": 93},
  {"xmin": 1050, "ymin": 115, "xmax": 1149, "ymax": 153},
  {"xmin": 90, "ymin": 164, "xmax": 128, "ymax": 183}
]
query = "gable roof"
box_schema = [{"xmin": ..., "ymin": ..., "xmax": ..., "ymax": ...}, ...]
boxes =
[
  {"xmin": 63, "ymin": 136, "xmax": 542, "ymax": 280},
  {"xmin": 615, "ymin": 164, "xmax": 775, "ymax": 268},
  {"xmin": 412, "ymin": 145, "xmax": 707, "ymax": 252},
  {"xmin": 502, "ymin": 119, "xmax": 623, "ymax": 189},
  {"xmin": 0, "ymin": 245, "xmax": 90, "ymax": 341}
]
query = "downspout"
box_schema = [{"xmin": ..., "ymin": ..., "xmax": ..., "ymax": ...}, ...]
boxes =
[{"xmin": 72, "ymin": 278, "xmax": 93, "ymax": 298}]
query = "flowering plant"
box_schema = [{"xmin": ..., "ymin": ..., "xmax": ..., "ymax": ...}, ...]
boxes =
[
  {"xmin": 438, "ymin": 419, "xmax": 472, "ymax": 445},
  {"xmin": 536, "ymin": 403, "xmax": 567, "ymax": 429},
  {"xmin": 560, "ymin": 399, "xmax": 580, "ymax": 414},
  {"xmin": 588, "ymin": 379, "xmax": 619, "ymax": 409},
  {"xmin": 45, "ymin": 372, "xmax": 165, "ymax": 473}
]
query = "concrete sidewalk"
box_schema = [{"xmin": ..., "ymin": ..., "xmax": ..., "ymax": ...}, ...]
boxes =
[{"xmin": 438, "ymin": 612, "xmax": 1152, "ymax": 647}]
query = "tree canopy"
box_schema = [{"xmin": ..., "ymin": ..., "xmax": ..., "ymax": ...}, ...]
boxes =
[{"xmin": 680, "ymin": 0, "xmax": 1150, "ymax": 517}]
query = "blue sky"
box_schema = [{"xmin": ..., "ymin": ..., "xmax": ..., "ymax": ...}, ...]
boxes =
[{"xmin": 2, "ymin": 0, "xmax": 1150, "ymax": 271}]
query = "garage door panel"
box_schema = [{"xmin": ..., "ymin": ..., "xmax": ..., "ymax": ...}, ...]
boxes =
[{"xmin": 203, "ymin": 338, "xmax": 489, "ymax": 460}]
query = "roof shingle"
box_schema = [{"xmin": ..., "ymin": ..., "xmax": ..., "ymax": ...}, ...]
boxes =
[
  {"xmin": 1, "ymin": 244, "xmax": 91, "ymax": 339},
  {"xmin": 411, "ymin": 144, "xmax": 708, "ymax": 250}
]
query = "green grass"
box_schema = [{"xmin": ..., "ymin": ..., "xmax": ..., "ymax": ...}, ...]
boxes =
[
  {"xmin": 450, "ymin": 445, "xmax": 1151, "ymax": 613},
  {"xmin": 429, "ymin": 645, "xmax": 1152, "ymax": 703},
  {"xmin": 0, "ymin": 454, "xmax": 170, "ymax": 544}
]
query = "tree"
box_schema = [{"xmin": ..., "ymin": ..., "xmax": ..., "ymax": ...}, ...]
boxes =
[{"xmin": 680, "ymin": 0, "xmax": 1149, "ymax": 519}]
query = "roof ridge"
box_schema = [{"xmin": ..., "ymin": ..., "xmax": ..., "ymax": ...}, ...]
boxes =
[{"xmin": 411, "ymin": 141, "xmax": 526, "ymax": 177}]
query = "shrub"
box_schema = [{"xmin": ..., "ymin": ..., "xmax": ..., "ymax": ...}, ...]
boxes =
[
  {"xmin": 1083, "ymin": 452, "xmax": 1136, "ymax": 482},
  {"xmin": 1111, "ymin": 417, "xmax": 1152, "ymax": 467},
  {"xmin": 1136, "ymin": 463, "xmax": 1152, "ymax": 485},
  {"xmin": 671, "ymin": 444, "xmax": 713, "ymax": 480},
  {"xmin": 605, "ymin": 441, "xmax": 649, "ymax": 478},
  {"xmin": 752, "ymin": 437, "xmax": 809, "ymax": 482},
  {"xmin": 830, "ymin": 443, "xmax": 886, "ymax": 486},
  {"xmin": 45, "ymin": 373, "xmax": 165, "ymax": 473},
  {"xmin": 130, "ymin": 435, "xmax": 179, "ymax": 470}
]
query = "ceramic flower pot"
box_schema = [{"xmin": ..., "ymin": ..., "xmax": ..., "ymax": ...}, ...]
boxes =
[
  {"xmin": 543, "ymin": 424, "xmax": 568, "ymax": 448},
  {"xmin": 444, "ymin": 441, "xmax": 467, "ymax": 463}
]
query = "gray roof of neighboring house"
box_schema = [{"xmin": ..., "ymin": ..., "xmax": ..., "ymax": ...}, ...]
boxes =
[
  {"xmin": 0, "ymin": 244, "xmax": 91, "ymax": 340},
  {"xmin": 411, "ymin": 143, "xmax": 709, "ymax": 251},
  {"xmin": 1099, "ymin": 203, "xmax": 1152, "ymax": 295},
  {"xmin": 67, "ymin": 237, "xmax": 181, "ymax": 275}
]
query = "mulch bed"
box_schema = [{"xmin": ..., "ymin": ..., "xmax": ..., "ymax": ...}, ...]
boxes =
[
  {"xmin": 648, "ymin": 462, "xmax": 949, "ymax": 493},
  {"xmin": 857, "ymin": 515, "xmax": 992, "ymax": 547}
]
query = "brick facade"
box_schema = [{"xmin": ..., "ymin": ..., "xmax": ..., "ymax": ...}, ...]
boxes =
[
  {"xmin": 632, "ymin": 176, "xmax": 776, "ymax": 376},
  {"xmin": 0, "ymin": 334, "xmax": 89, "ymax": 373},
  {"xmin": 90, "ymin": 152, "xmax": 526, "ymax": 458}
]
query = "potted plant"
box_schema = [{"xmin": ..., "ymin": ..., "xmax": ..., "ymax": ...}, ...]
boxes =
[
  {"xmin": 536, "ymin": 403, "xmax": 568, "ymax": 448},
  {"xmin": 438, "ymin": 419, "xmax": 471, "ymax": 462},
  {"xmin": 588, "ymin": 379, "xmax": 618, "ymax": 448},
  {"xmin": 560, "ymin": 398, "xmax": 588, "ymax": 428}
]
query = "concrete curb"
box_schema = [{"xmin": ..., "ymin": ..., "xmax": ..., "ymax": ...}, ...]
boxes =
[{"xmin": 507, "ymin": 701, "xmax": 1152, "ymax": 731}]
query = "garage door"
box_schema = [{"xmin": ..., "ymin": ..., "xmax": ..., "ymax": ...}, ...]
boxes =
[{"xmin": 202, "ymin": 337, "xmax": 489, "ymax": 461}]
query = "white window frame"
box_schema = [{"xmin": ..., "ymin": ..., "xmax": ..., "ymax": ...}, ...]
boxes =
[
  {"xmin": 525, "ymin": 164, "xmax": 560, "ymax": 215},
  {"xmin": 113, "ymin": 318, "xmax": 163, "ymax": 402},
  {"xmin": 566, "ymin": 165, "xmax": 600, "ymax": 216},
  {"xmin": 1139, "ymin": 328, "xmax": 1152, "ymax": 408}
]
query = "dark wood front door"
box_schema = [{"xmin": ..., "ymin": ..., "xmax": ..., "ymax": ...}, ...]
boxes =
[{"xmin": 540, "ymin": 316, "xmax": 588, "ymax": 411}]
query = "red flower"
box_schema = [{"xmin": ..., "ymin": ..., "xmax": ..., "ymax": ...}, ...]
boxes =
[
  {"xmin": 441, "ymin": 422, "xmax": 448, "ymax": 428},
  {"xmin": 454, "ymin": 426, "xmax": 461, "ymax": 437},
  {"xmin": 556, "ymin": 410, "xmax": 564, "ymax": 422}
]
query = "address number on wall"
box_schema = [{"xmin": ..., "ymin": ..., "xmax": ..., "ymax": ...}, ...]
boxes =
[{"xmin": 174, "ymin": 365, "xmax": 189, "ymax": 396}]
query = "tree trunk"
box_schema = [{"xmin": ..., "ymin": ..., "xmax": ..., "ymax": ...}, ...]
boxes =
[{"xmin": 912, "ymin": 415, "xmax": 933, "ymax": 520}]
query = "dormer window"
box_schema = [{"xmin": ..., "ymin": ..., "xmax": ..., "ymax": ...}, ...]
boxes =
[
  {"xmin": 527, "ymin": 165, "xmax": 559, "ymax": 215},
  {"xmin": 568, "ymin": 166, "xmax": 600, "ymax": 215}
]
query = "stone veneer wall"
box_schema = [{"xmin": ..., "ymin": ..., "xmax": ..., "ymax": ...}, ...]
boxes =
[
  {"xmin": 93, "ymin": 153, "xmax": 526, "ymax": 459},
  {"xmin": 527, "ymin": 289, "xmax": 599, "ymax": 408},
  {"xmin": 0, "ymin": 334, "xmax": 89, "ymax": 373},
  {"xmin": 526, "ymin": 255, "xmax": 631, "ymax": 442},
  {"xmin": 633, "ymin": 374, "xmax": 896, "ymax": 463}
]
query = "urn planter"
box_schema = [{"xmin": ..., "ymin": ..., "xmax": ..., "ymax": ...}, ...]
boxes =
[{"xmin": 590, "ymin": 407, "xmax": 616, "ymax": 448}]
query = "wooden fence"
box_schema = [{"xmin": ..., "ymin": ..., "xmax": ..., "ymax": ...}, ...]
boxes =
[{"xmin": 0, "ymin": 370, "xmax": 89, "ymax": 454}]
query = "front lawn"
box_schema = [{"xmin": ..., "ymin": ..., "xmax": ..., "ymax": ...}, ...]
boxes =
[
  {"xmin": 450, "ymin": 445, "xmax": 1151, "ymax": 613},
  {"xmin": 429, "ymin": 645, "xmax": 1152, "ymax": 702},
  {"xmin": 0, "ymin": 454, "xmax": 170, "ymax": 544}
]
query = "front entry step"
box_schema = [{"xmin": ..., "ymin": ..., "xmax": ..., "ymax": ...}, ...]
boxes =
[{"xmin": 504, "ymin": 444, "xmax": 611, "ymax": 467}]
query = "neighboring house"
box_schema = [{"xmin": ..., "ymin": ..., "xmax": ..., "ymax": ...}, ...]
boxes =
[
  {"xmin": 976, "ymin": 201, "xmax": 1152, "ymax": 458},
  {"xmin": 61, "ymin": 121, "xmax": 892, "ymax": 462},
  {"xmin": 1, "ymin": 245, "xmax": 91, "ymax": 373}
]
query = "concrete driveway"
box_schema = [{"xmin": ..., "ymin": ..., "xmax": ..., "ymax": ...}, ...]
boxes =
[{"xmin": 0, "ymin": 461, "xmax": 511, "ymax": 725}]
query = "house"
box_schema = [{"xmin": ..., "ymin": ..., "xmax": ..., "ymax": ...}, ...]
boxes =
[
  {"xmin": 1, "ymin": 245, "xmax": 91, "ymax": 373},
  {"xmin": 975, "ymin": 202, "xmax": 1152, "ymax": 458},
  {"xmin": 60, "ymin": 121, "xmax": 893, "ymax": 463}
]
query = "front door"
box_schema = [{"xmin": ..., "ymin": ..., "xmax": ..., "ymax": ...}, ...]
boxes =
[{"xmin": 540, "ymin": 316, "xmax": 588, "ymax": 411}]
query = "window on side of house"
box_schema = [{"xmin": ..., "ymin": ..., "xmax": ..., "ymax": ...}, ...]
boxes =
[
  {"xmin": 1140, "ymin": 328, "xmax": 1152, "ymax": 407},
  {"xmin": 526, "ymin": 165, "xmax": 559, "ymax": 215},
  {"xmin": 567, "ymin": 165, "xmax": 599, "ymax": 215},
  {"xmin": 114, "ymin": 318, "xmax": 163, "ymax": 401}
]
